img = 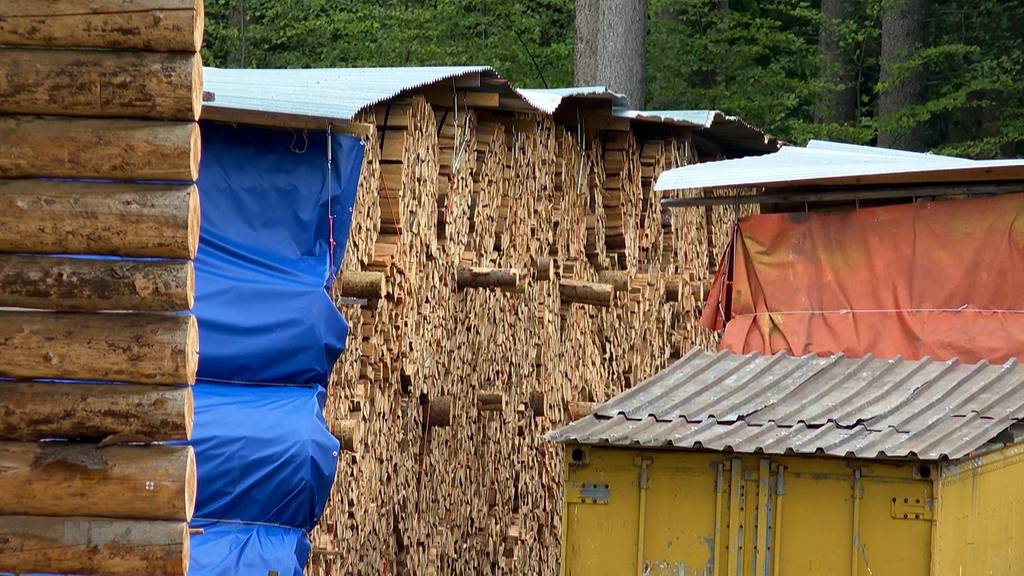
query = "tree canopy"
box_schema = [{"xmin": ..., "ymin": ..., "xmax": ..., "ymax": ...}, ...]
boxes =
[{"xmin": 203, "ymin": 0, "xmax": 1024, "ymax": 158}]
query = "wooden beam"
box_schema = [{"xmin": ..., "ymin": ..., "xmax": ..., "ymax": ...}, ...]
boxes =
[
  {"xmin": 0, "ymin": 0, "xmax": 203, "ymax": 52},
  {"xmin": 0, "ymin": 311, "xmax": 198, "ymax": 385},
  {"xmin": 597, "ymin": 270, "xmax": 630, "ymax": 292},
  {"xmin": 0, "ymin": 255, "xmax": 193, "ymax": 311},
  {"xmin": 0, "ymin": 444, "xmax": 195, "ymax": 521},
  {"xmin": 0, "ymin": 180, "xmax": 199, "ymax": 259},
  {"xmin": 477, "ymin": 391, "xmax": 505, "ymax": 412},
  {"xmin": 661, "ymin": 181, "xmax": 1024, "ymax": 208},
  {"xmin": 0, "ymin": 382, "xmax": 192, "ymax": 441},
  {"xmin": 201, "ymin": 105, "xmax": 374, "ymax": 137},
  {"xmin": 0, "ymin": 516, "xmax": 188, "ymax": 576},
  {"xmin": 0, "ymin": 116, "xmax": 199, "ymax": 181},
  {"xmin": 559, "ymin": 279, "xmax": 614, "ymax": 307},
  {"xmin": 0, "ymin": 49, "xmax": 202, "ymax": 121}
]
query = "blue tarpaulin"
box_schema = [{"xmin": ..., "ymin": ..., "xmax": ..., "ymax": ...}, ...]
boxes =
[{"xmin": 187, "ymin": 121, "xmax": 363, "ymax": 574}]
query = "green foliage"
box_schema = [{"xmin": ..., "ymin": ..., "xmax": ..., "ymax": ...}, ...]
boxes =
[{"xmin": 203, "ymin": 0, "xmax": 1024, "ymax": 157}]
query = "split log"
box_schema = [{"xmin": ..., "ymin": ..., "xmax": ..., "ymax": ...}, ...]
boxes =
[
  {"xmin": 0, "ymin": 49, "xmax": 202, "ymax": 121},
  {"xmin": 597, "ymin": 270, "xmax": 630, "ymax": 292},
  {"xmin": 340, "ymin": 271, "xmax": 386, "ymax": 300},
  {"xmin": 457, "ymin": 267, "xmax": 522, "ymax": 291},
  {"xmin": 0, "ymin": 443, "xmax": 195, "ymax": 521},
  {"xmin": 477, "ymin": 391, "xmax": 505, "ymax": 412},
  {"xmin": 0, "ymin": 116, "xmax": 200, "ymax": 181},
  {"xmin": 0, "ymin": 0, "xmax": 203, "ymax": 52},
  {"xmin": 559, "ymin": 279, "xmax": 614, "ymax": 307},
  {"xmin": 0, "ymin": 311, "xmax": 198, "ymax": 385},
  {"xmin": 0, "ymin": 180, "xmax": 199, "ymax": 259},
  {"xmin": 0, "ymin": 516, "xmax": 188, "ymax": 576},
  {"xmin": 0, "ymin": 255, "xmax": 193, "ymax": 311},
  {"xmin": 0, "ymin": 382, "xmax": 192, "ymax": 441}
]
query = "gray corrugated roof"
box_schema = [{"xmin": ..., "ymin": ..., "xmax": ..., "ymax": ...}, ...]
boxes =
[
  {"xmin": 655, "ymin": 140, "xmax": 1024, "ymax": 191},
  {"xmin": 203, "ymin": 65, "xmax": 496, "ymax": 121},
  {"xmin": 548, "ymin": 349, "xmax": 1024, "ymax": 460}
]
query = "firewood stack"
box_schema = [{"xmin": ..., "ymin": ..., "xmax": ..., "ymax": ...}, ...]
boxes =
[
  {"xmin": 309, "ymin": 88, "xmax": 752, "ymax": 575},
  {"xmin": 0, "ymin": 2, "xmax": 204, "ymax": 575}
]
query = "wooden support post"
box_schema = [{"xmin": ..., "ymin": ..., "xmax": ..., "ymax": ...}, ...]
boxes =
[
  {"xmin": 0, "ymin": 382, "xmax": 192, "ymax": 441},
  {"xmin": 535, "ymin": 256, "xmax": 558, "ymax": 282},
  {"xmin": 559, "ymin": 279, "xmax": 614, "ymax": 307},
  {"xmin": 477, "ymin": 391, "xmax": 505, "ymax": 412},
  {"xmin": 0, "ymin": 0, "xmax": 204, "ymax": 52},
  {"xmin": 0, "ymin": 516, "xmax": 188, "ymax": 576},
  {"xmin": 0, "ymin": 443, "xmax": 195, "ymax": 521},
  {"xmin": 0, "ymin": 311, "xmax": 198, "ymax": 385},
  {"xmin": 424, "ymin": 396, "xmax": 453, "ymax": 428},
  {"xmin": 457, "ymin": 266, "xmax": 523, "ymax": 292},
  {"xmin": 0, "ymin": 180, "xmax": 199, "ymax": 259},
  {"xmin": 0, "ymin": 255, "xmax": 194, "ymax": 312},
  {"xmin": 567, "ymin": 401, "xmax": 599, "ymax": 421},
  {"xmin": 597, "ymin": 270, "xmax": 631, "ymax": 292},
  {"xmin": 0, "ymin": 49, "xmax": 202, "ymax": 121},
  {"xmin": 0, "ymin": 116, "xmax": 200, "ymax": 181},
  {"xmin": 337, "ymin": 418, "xmax": 361, "ymax": 453},
  {"xmin": 339, "ymin": 270, "xmax": 386, "ymax": 300}
]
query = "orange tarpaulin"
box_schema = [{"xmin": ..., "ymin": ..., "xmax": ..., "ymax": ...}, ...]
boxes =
[{"xmin": 701, "ymin": 193, "xmax": 1024, "ymax": 363}]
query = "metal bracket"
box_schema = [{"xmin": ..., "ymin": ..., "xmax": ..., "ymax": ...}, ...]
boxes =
[
  {"xmin": 567, "ymin": 482, "xmax": 609, "ymax": 504},
  {"xmin": 891, "ymin": 497, "xmax": 934, "ymax": 520}
]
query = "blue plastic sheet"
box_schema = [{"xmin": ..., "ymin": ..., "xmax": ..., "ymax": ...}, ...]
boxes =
[{"xmin": 187, "ymin": 122, "xmax": 364, "ymax": 573}]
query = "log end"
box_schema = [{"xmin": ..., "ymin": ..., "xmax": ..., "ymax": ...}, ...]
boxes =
[
  {"xmin": 185, "ymin": 447, "xmax": 197, "ymax": 522},
  {"xmin": 189, "ymin": 123, "xmax": 202, "ymax": 182},
  {"xmin": 337, "ymin": 418, "xmax": 361, "ymax": 453},
  {"xmin": 185, "ymin": 315, "xmax": 199, "ymax": 385},
  {"xmin": 194, "ymin": 0, "xmax": 206, "ymax": 53},
  {"xmin": 182, "ymin": 522, "xmax": 191, "ymax": 576},
  {"xmin": 187, "ymin": 184, "xmax": 201, "ymax": 260},
  {"xmin": 425, "ymin": 396, "xmax": 453, "ymax": 428},
  {"xmin": 184, "ymin": 261, "xmax": 196, "ymax": 310},
  {"xmin": 191, "ymin": 54, "xmax": 204, "ymax": 122}
]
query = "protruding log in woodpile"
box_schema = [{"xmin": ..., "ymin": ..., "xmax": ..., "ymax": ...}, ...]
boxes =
[
  {"xmin": 0, "ymin": 382, "xmax": 193, "ymax": 441},
  {"xmin": 0, "ymin": 49, "xmax": 202, "ymax": 120},
  {"xmin": 337, "ymin": 419, "xmax": 362, "ymax": 453},
  {"xmin": 597, "ymin": 269, "xmax": 630, "ymax": 292},
  {"xmin": 339, "ymin": 270, "xmax": 386, "ymax": 300},
  {"xmin": 0, "ymin": 0, "xmax": 204, "ymax": 52},
  {"xmin": 0, "ymin": 180, "xmax": 200, "ymax": 259},
  {"xmin": 476, "ymin": 391, "xmax": 505, "ymax": 412},
  {"xmin": 0, "ymin": 116, "xmax": 200, "ymax": 181},
  {"xmin": 0, "ymin": 516, "xmax": 189, "ymax": 576},
  {"xmin": 0, "ymin": 444, "xmax": 195, "ymax": 521},
  {"xmin": 0, "ymin": 311, "xmax": 198, "ymax": 385},
  {"xmin": 0, "ymin": 255, "xmax": 193, "ymax": 311},
  {"xmin": 424, "ymin": 396, "xmax": 453, "ymax": 428},
  {"xmin": 529, "ymin": 391, "xmax": 547, "ymax": 418},
  {"xmin": 559, "ymin": 279, "xmax": 615, "ymax": 307},
  {"xmin": 456, "ymin": 267, "xmax": 523, "ymax": 292}
]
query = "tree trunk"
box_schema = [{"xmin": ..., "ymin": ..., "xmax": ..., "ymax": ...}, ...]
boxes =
[
  {"xmin": 559, "ymin": 279, "xmax": 614, "ymax": 307},
  {"xmin": 0, "ymin": 180, "xmax": 199, "ymax": 259},
  {"xmin": 0, "ymin": 48, "xmax": 202, "ymax": 121},
  {"xmin": 878, "ymin": 0, "xmax": 930, "ymax": 150},
  {"xmin": 597, "ymin": 0, "xmax": 647, "ymax": 108},
  {"xmin": 0, "ymin": 116, "xmax": 200, "ymax": 181},
  {"xmin": 0, "ymin": 444, "xmax": 195, "ymax": 521},
  {"xmin": 0, "ymin": 311, "xmax": 198, "ymax": 385},
  {"xmin": 0, "ymin": 0, "xmax": 203, "ymax": 52},
  {"xmin": 574, "ymin": 0, "xmax": 600, "ymax": 86},
  {"xmin": 575, "ymin": 0, "xmax": 647, "ymax": 108},
  {"xmin": 0, "ymin": 516, "xmax": 188, "ymax": 576},
  {"xmin": 816, "ymin": 0, "xmax": 860, "ymax": 124},
  {"xmin": 0, "ymin": 255, "xmax": 193, "ymax": 312},
  {"xmin": 0, "ymin": 382, "xmax": 193, "ymax": 441}
]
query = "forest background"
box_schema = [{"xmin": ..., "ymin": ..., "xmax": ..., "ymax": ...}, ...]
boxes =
[{"xmin": 202, "ymin": 0, "xmax": 1024, "ymax": 158}]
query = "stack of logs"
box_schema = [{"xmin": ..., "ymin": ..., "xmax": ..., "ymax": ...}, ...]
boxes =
[
  {"xmin": 310, "ymin": 90, "xmax": 756, "ymax": 574},
  {"xmin": 0, "ymin": 2, "xmax": 204, "ymax": 575}
]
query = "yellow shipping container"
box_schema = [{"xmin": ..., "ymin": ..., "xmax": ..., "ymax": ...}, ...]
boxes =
[{"xmin": 549, "ymin": 350, "xmax": 1024, "ymax": 575}]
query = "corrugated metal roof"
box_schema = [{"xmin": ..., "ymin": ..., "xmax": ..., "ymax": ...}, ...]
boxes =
[
  {"xmin": 517, "ymin": 86, "xmax": 626, "ymax": 114},
  {"xmin": 655, "ymin": 140, "xmax": 1024, "ymax": 191},
  {"xmin": 203, "ymin": 65, "xmax": 496, "ymax": 121},
  {"xmin": 548, "ymin": 349, "xmax": 1024, "ymax": 460}
]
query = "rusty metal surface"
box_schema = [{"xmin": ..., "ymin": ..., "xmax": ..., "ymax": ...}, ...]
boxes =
[{"xmin": 548, "ymin": 349, "xmax": 1024, "ymax": 460}]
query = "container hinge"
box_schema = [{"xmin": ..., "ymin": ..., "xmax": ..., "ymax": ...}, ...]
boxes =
[
  {"xmin": 890, "ymin": 497, "xmax": 934, "ymax": 520},
  {"xmin": 567, "ymin": 482, "xmax": 609, "ymax": 504}
]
